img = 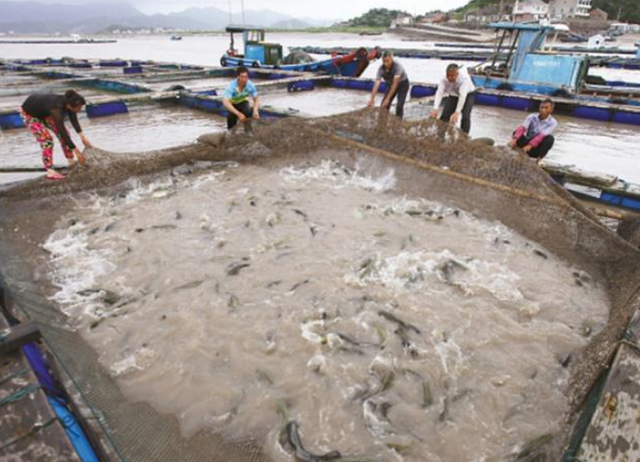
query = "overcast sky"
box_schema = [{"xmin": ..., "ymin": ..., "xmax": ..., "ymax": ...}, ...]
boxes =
[{"xmin": 132, "ymin": 0, "xmax": 470, "ymax": 19}]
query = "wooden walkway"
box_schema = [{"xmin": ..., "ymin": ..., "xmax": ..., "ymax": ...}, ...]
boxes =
[{"xmin": 0, "ymin": 309, "xmax": 81, "ymax": 461}]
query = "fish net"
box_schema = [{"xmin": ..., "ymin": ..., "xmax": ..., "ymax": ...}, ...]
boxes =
[{"xmin": 1, "ymin": 109, "xmax": 639, "ymax": 462}]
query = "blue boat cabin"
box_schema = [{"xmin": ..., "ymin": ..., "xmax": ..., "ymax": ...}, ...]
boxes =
[
  {"xmin": 226, "ymin": 26, "xmax": 283, "ymax": 66},
  {"xmin": 472, "ymin": 22, "xmax": 588, "ymax": 96}
]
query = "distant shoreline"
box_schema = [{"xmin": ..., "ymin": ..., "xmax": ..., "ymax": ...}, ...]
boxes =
[{"xmin": 0, "ymin": 26, "xmax": 389, "ymax": 38}]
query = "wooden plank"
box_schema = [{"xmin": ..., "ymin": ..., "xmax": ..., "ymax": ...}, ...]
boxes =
[
  {"xmin": 0, "ymin": 313, "xmax": 81, "ymax": 462},
  {"xmin": 576, "ymin": 342, "xmax": 640, "ymax": 461}
]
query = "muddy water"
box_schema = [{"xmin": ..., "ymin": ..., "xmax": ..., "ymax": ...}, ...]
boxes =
[
  {"xmin": 0, "ymin": 86, "xmax": 108, "ymax": 108},
  {"xmin": 261, "ymin": 88, "xmax": 371, "ymax": 117},
  {"xmin": 44, "ymin": 155, "xmax": 608, "ymax": 462},
  {"xmin": 0, "ymin": 105, "xmax": 224, "ymax": 184},
  {"xmin": 470, "ymin": 105, "xmax": 640, "ymax": 184},
  {"xmin": 142, "ymin": 77, "xmax": 231, "ymax": 92}
]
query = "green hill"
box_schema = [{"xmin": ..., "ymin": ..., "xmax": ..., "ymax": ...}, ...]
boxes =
[
  {"xmin": 592, "ymin": 0, "xmax": 640, "ymax": 24},
  {"xmin": 456, "ymin": 0, "xmax": 504, "ymax": 13},
  {"xmin": 346, "ymin": 8, "xmax": 405, "ymax": 27}
]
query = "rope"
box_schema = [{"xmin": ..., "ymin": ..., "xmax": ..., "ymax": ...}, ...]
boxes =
[
  {"xmin": 0, "ymin": 383, "xmax": 41, "ymax": 407},
  {"xmin": 0, "ymin": 417, "xmax": 57, "ymax": 452},
  {"xmin": 0, "ymin": 367, "xmax": 29, "ymax": 387}
]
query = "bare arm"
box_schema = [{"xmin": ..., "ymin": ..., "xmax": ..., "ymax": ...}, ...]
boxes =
[
  {"xmin": 431, "ymin": 81, "xmax": 445, "ymax": 117},
  {"xmin": 223, "ymin": 99, "xmax": 245, "ymax": 119},
  {"xmin": 368, "ymin": 80, "xmax": 381, "ymax": 106},
  {"xmin": 253, "ymin": 96, "xmax": 260, "ymax": 119},
  {"xmin": 384, "ymin": 76, "xmax": 401, "ymax": 106}
]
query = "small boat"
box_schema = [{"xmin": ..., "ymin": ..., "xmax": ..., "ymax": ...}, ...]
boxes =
[
  {"xmin": 468, "ymin": 23, "xmax": 640, "ymax": 105},
  {"xmin": 170, "ymin": 35, "xmax": 183, "ymax": 41},
  {"xmin": 220, "ymin": 25, "xmax": 379, "ymax": 77}
]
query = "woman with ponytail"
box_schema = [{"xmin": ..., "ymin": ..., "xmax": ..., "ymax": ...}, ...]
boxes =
[{"xmin": 21, "ymin": 89, "xmax": 92, "ymax": 180}]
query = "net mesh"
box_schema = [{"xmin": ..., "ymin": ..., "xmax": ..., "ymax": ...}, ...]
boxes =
[{"xmin": 1, "ymin": 109, "xmax": 639, "ymax": 461}]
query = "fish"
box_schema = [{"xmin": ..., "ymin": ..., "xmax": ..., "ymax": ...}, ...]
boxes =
[
  {"xmin": 266, "ymin": 280, "xmax": 283, "ymax": 288},
  {"xmin": 358, "ymin": 257, "xmax": 376, "ymax": 278},
  {"xmin": 422, "ymin": 381, "xmax": 433, "ymax": 408},
  {"xmin": 335, "ymin": 333, "xmax": 380, "ymax": 349},
  {"xmin": 337, "ymin": 346, "xmax": 365, "ymax": 356},
  {"xmin": 226, "ymin": 262, "xmax": 250, "ymax": 276},
  {"xmin": 77, "ymin": 288, "xmax": 120, "ymax": 306},
  {"xmin": 510, "ymin": 434, "xmax": 553, "ymax": 462},
  {"xmin": 438, "ymin": 396, "xmax": 450, "ymax": 422},
  {"xmin": 174, "ymin": 280, "xmax": 203, "ymax": 291},
  {"xmin": 363, "ymin": 400, "xmax": 394, "ymax": 438},
  {"xmin": 228, "ymin": 294, "xmax": 240, "ymax": 309},
  {"xmin": 292, "ymin": 209, "xmax": 309, "ymax": 220},
  {"xmin": 309, "ymin": 226, "xmax": 318, "ymax": 236},
  {"xmin": 151, "ymin": 224, "xmax": 178, "ymax": 231},
  {"xmin": 282, "ymin": 421, "xmax": 342, "ymax": 462},
  {"xmin": 395, "ymin": 328, "xmax": 420, "ymax": 358},
  {"xmin": 377, "ymin": 311, "xmax": 421, "ymax": 335},
  {"xmin": 353, "ymin": 370, "xmax": 395, "ymax": 402},
  {"xmin": 256, "ymin": 369, "xmax": 273, "ymax": 385},
  {"xmin": 175, "ymin": 211, "xmax": 182, "ymax": 220},
  {"xmin": 404, "ymin": 370, "xmax": 434, "ymax": 408},
  {"xmin": 290, "ymin": 279, "xmax": 310, "ymax": 292},
  {"xmin": 104, "ymin": 222, "xmax": 116, "ymax": 232},
  {"xmin": 533, "ymin": 249, "xmax": 548, "ymax": 260},
  {"xmin": 363, "ymin": 400, "xmax": 423, "ymax": 442},
  {"xmin": 435, "ymin": 259, "xmax": 467, "ymax": 284}
]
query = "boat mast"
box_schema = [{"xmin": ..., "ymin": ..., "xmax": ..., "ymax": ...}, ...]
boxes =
[
  {"xmin": 228, "ymin": 0, "xmax": 232, "ymax": 24},
  {"xmin": 241, "ymin": 0, "xmax": 246, "ymax": 24}
]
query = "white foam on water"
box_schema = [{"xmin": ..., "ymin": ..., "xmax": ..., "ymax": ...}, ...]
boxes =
[
  {"xmin": 43, "ymin": 158, "xmax": 610, "ymax": 461},
  {"xmin": 280, "ymin": 160, "xmax": 397, "ymax": 193}
]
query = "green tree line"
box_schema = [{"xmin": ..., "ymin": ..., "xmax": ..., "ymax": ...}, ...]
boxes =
[
  {"xmin": 592, "ymin": 0, "xmax": 640, "ymax": 24},
  {"xmin": 347, "ymin": 8, "xmax": 405, "ymax": 27}
]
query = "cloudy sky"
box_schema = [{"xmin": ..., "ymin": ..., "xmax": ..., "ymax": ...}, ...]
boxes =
[{"xmin": 132, "ymin": 0, "xmax": 470, "ymax": 18}]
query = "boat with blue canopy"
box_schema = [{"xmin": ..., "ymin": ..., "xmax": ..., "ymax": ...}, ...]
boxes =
[{"xmin": 219, "ymin": 25, "xmax": 378, "ymax": 77}]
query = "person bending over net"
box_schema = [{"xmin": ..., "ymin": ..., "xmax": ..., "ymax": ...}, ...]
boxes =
[
  {"xmin": 431, "ymin": 63, "xmax": 477, "ymax": 134},
  {"xmin": 367, "ymin": 51, "xmax": 410, "ymax": 119},
  {"xmin": 21, "ymin": 90, "xmax": 92, "ymax": 180},
  {"xmin": 223, "ymin": 66, "xmax": 260, "ymax": 132},
  {"xmin": 509, "ymin": 99, "xmax": 557, "ymax": 163}
]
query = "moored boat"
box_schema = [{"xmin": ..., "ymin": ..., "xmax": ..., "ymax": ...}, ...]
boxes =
[{"xmin": 219, "ymin": 25, "xmax": 379, "ymax": 77}]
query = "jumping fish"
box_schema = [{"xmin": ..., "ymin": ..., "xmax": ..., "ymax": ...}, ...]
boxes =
[
  {"xmin": 292, "ymin": 209, "xmax": 309, "ymax": 221},
  {"xmin": 403, "ymin": 369, "xmax": 433, "ymax": 408},
  {"xmin": 435, "ymin": 259, "xmax": 467, "ymax": 284},
  {"xmin": 290, "ymin": 279, "xmax": 310, "ymax": 292},
  {"xmin": 78, "ymin": 288, "xmax": 120, "ymax": 306},
  {"xmin": 226, "ymin": 262, "xmax": 250, "ymax": 276},
  {"xmin": 353, "ymin": 370, "xmax": 395, "ymax": 402},
  {"xmin": 377, "ymin": 311, "xmax": 421, "ymax": 335},
  {"xmin": 533, "ymin": 249, "xmax": 548, "ymax": 260},
  {"xmin": 280, "ymin": 420, "xmax": 342, "ymax": 462},
  {"xmin": 174, "ymin": 280, "xmax": 204, "ymax": 291},
  {"xmin": 510, "ymin": 434, "xmax": 553, "ymax": 462}
]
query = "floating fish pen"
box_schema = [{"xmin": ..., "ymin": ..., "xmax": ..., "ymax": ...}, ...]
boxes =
[
  {"xmin": 2, "ymin": 99, "xmax": 640, "ymax": 461},
  {"xmin": 1, "ymin": 61, "xmax": 640, "ymax": 218},
  {"xmin": 291, "ymin": 45, "xmax": 640, "ymax": 71}
]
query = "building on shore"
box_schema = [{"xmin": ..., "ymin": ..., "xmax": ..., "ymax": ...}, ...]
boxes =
[
  {"xmin": 420, "ymin": 12, "xmax": 448, "ymax": 24},
  {"xmin": 589, "ymin": 8, "xmax": 608, "ymax": 21},
  {"xmin": 390, "ymin": 13, "xmax": 414, "ymax": 28},
  {"xmin": 512, "ymin": 0, "xmax": 549, "ymax": 22},
  {"xmin": 465, "ymin": 5, "xmax": 512, "ymax": 24},
  {"xmin": 549, "ymin": 0, "xmax": 592, "ymax": 20}
]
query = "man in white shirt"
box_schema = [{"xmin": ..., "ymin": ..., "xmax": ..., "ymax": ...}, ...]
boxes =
[{"xmin": 430, "ymin": 64, "xmax": 477, "ymax": 134}]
